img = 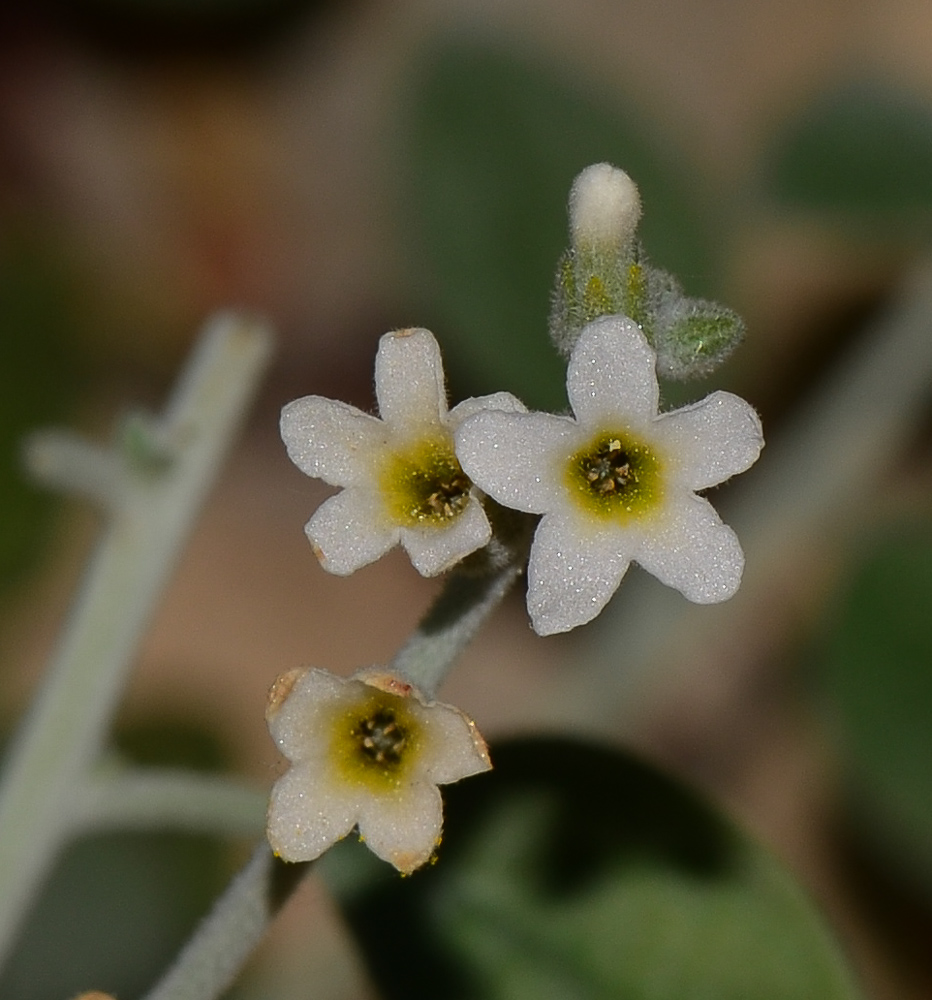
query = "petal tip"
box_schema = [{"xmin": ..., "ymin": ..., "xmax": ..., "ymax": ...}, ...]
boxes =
[
  {"xmin": 266, "ymin": 667, "xmax": 307, "ymax": 721},
  {"xmin": 388, "ymin": 840, "xmax": 440, "ymax": 875}
]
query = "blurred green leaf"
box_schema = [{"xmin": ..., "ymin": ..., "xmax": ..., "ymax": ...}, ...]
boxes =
[
  {"xmin": 819, "ymin": 524, "xmax": 932, "ymax": 891},
  {"xmin": 0, "ymin": 830, "xmax": 227, "ymax": 1000},
  {"xmin": 766, "ymin": 78, "xmax": 932, "ymax": 225},
  {"xmin": 0, "ymin": 716, "xmax": 230, "ymax": 1000},
  {"xmin": 341, "ymin": 738, "xmax": 860, "ymax": 1000},
  {"xmin": 398, "ymin": 39, "xmax": 720, "ymax": 410},
  {"xmin": 0, "ymin": 242, "xmax": 83, "ymax": 592}
]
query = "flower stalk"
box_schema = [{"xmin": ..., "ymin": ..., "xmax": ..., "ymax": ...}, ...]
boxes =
[
  {"xmin": 390, "ymin": 550, "xmax": 526, "ymax": 698},
  {"xmin": 142, "ymin": 842, "xmax": 310, "ymax": 1000}
]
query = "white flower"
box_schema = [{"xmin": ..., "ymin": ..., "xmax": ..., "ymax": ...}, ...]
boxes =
[
  {"xmin": 455, "ymin": 315, "xmax": 764, "ymax": 635},
  {"xmin": 266, "ymin": 667, "xmax": 491, "ymax": 874},
  {"xmin": 280, "ymin": 328, "xmax": 523, "ymax": 577}
]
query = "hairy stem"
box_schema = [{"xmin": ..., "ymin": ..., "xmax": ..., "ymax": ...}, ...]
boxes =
[
  {"xmin": 143, "ymin": 842, "xmax": 311, "ymax": 1000},
  {"xmin": 392, "ymin": 562, "xmax": 522, "ymax": 698},
  {"xmin": 73, "ymin": 767, "xmax": 266, "ymax": 838},
  {"xmin": 0, "ymin": 313, "xmax": 272, "ymax": 967}
]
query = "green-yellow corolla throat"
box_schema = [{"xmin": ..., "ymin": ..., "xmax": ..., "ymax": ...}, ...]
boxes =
[
  {"xmin": 566, "ymin": 429, "xmax": 663, "ymax": 520},
  {"xmin": 330, "ymin": 690, "xmax": 423, "ymax": 791},
  {"xmin": 379, "ymin": 436, "xmax": 472, "ymax": 527}
]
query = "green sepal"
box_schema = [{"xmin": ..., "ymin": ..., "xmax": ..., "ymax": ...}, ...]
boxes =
[
  {"xmin": 549, "ymin": 243, "xmax": 651, "ymax": 358},
  {"xmin": 549, "ymin": 245, "xmax": 743, "ymax": 380},
  {"xmin": 652, "ymin": 292, "xmax": 746, "ymax": 381}
]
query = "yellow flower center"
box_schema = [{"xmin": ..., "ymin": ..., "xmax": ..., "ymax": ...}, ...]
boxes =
[
  {"xmin": 379, "ymin": 435, "xmax": 472, "ymax": 527},
  {"xmin": 330, "ymin": 690, "xmax": 422, "ymax": 791},
  {"xmin": 566, "ymin": 429, "xmax": 663, "ymax": 520}
]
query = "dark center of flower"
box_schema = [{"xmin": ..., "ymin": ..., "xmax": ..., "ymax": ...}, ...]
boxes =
[
  {"xmin": 580, "ymin": 437, "xmax": 632, "ymax": 495},
  {"xmin": 419, "ymin": 469, "xmax": 472, "ymax": 520},
  {"xmin": 567, "ymin": 430, "xmax": 662, "ymax": 519},
  {"xmin": 382, "ymin": 439, "xmax": 473, "ymax": 525},
  {"xmin": 354, "ymin": 708, "xmax": 407, "ymax": 765}
]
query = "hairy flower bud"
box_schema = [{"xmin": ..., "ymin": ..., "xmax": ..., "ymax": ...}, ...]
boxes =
[
  {"xmin": 569, "ymin": 163, "xmax": 642, "ymax": 250},
  {"xmin": 551, "ymin": 163, "xmax": 747, "ymax": 379}
]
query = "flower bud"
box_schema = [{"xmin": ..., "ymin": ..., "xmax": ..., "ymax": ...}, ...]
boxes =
[
  {"xmin": 569, "ymin": 163, "xmax": 641, "ymax": 250},
  {"xmin": 550, "ymin": 163, "xmax": 746, "ymax": 380}
]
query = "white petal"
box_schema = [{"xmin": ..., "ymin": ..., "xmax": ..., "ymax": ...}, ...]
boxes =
[
  {"xmin": 447, "ymin": 391, "xmax": 528, "ymax": 426},
  {"xmin": 266, "ymin": 766, "xmax": 357, "ymax": 863},
  {"xmin": 455, "ymin": 410, "xmax": 578, "ymax": 514},
  {"xmin": 566, "ymin": 315, "xmax": 659, "ymax": 426},
  {"xmin": 305, "ymin": 489, "xmax": 398, "ymax": 575},
  {"xmin": 356, "ymin": 779, "xmax": 444, "ymax": 874},
  {"xmin": 400, "ymin": 496, "xmax": 491, "ymax": 576},
  {"xmin": 653, "ymin": 391, "xmax": 763, "ymax": 490},
  {"xmin": 413, "ymin": 701, "xmax": 492, "ymax": 784},
  {"xmin": 527, "ymin": 512, "xmax": 632, "ymax": 635},
  {"xmin": 375, "ymin": 328, "xmax": 447, "ymax": 431},
  {"xmin": 267, "ymin": 668, "xmax": 351, "ymax": 759},
  {"xmin": 633, "ymin": 495, "xmax": 744, "ymax": 603},
  {"xmin": 280, "ymin": 397, "xmax": 386, "ymax": 486}
]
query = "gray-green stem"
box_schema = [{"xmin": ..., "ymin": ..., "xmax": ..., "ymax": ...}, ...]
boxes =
[
  {"xmin": 391, "ymin": 557, "xmax": 524, "ymax": 698},
  {"xmin": 143, "ymin": 842, "xmax": 311, "ymax": 1000},
  {"xmin": 73, "ymin": 767, "xmax": 266, "ymax": 838},
  {"xmin": 391, "ymin": 504, "xmax": 531, "ymax": 698},
  {"xmin": 0, "ymin": 313, "xmax": 272, "ymax": 968}
]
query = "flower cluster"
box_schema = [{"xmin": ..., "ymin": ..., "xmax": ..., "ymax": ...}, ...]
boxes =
[
  {"xmin": 268, "ymin": 163, "xmax": 764, "ymax": 874},
  {"xmin": 282, "ymin": 317, "xmax": 762, "ymax": 635}
]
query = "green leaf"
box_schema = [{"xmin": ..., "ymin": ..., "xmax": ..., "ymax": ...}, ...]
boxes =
[
  {"xmin": 398, "ymin": 39, "xmax": 719, "ymax": 410},
  {"xmin": 766, "ymin": 78, "xmax": 932, "ymax": 224},
  {"xmin": 818, "ymin": 523, "xmax": 932, "ymax": 891},
  {"xmin": 339, "ymin": 738, "xmax": 860, "ymax": 1000},
  {"xmin": 0, "ymin": 830, "xmax": 227, "ymax": 1000}
]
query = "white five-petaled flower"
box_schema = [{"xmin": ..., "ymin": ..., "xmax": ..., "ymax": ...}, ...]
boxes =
[
  {"xmin": 266, "ymin": 667, "xmax": 491, "ymax": 874},
  {"xmin": 455, "ymin": 314, "xmax": 764, "ymax": 635},
  {"xmin": 280, "ymin": 328, "xmax": 524, "ymax": 577}
]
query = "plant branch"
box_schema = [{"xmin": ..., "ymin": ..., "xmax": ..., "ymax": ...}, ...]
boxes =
[
  {"xmin": 73, "ymin": 767, "xmax": 266, "ymax": 838},
  {"xmin": 24, "ymin": 432, "xmax": 125, "ymax": 510},
  {"xmin": 143, "ymin": 842, "xmax": 311, "ymax": 1000},
  {"xmin": 391, "ymin": 522, "xmax": 529, "ymax": 699},
  {"xmin": 0, "ymin": 313, "xmax": 273, "ymax": 968}
]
